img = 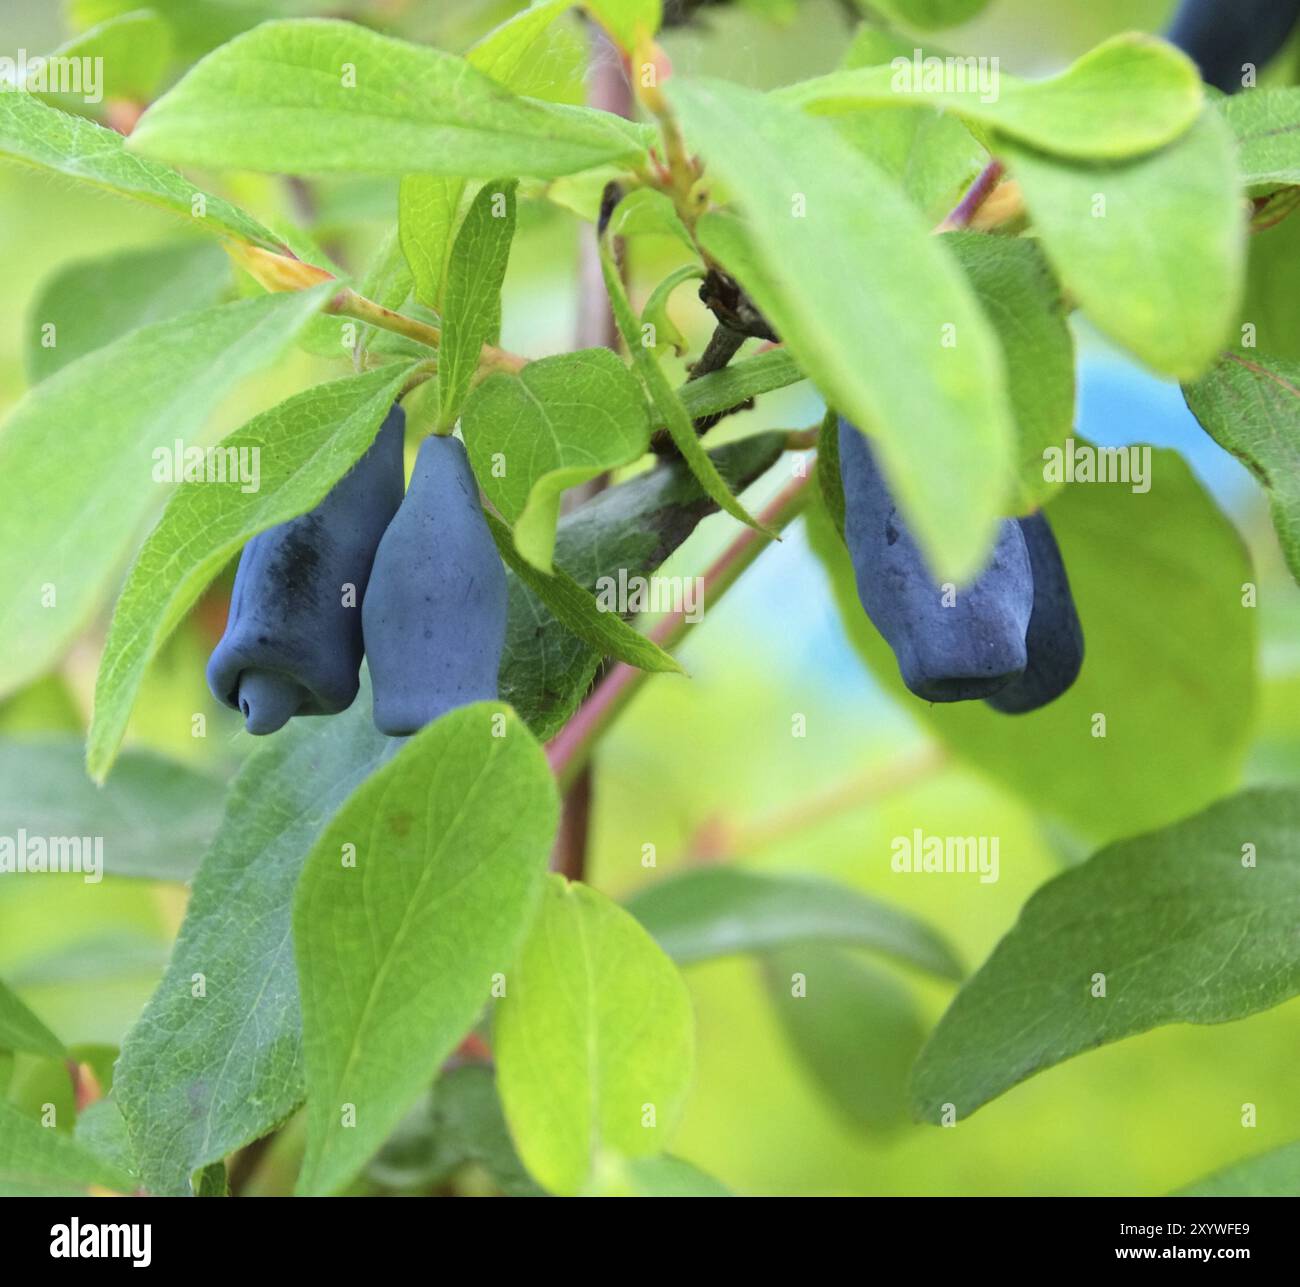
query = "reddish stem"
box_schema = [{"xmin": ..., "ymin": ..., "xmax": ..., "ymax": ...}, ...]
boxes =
[
  {"xmin": 546, "ymin": 469, "xmax": 812, "ymax": 790},
  {"xmin": 550, "ymin": 23, "xmax": 635, "ymax": 882}
]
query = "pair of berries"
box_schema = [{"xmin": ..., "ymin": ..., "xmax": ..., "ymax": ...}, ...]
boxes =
[
  {"xmin": 206, "ymin": 406, "xmax": 506, "ymax": 738},
  {"xmin": 838, "ymin": 418, "xmax": 1084, "ymax": 713}
]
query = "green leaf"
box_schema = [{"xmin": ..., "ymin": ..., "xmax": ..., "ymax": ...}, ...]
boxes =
[
  {"xmin": 1220, "ymin": 87, "xmax": 1300, "ymax": 195},
  {"xmin": 1183, "ymin": 352, "xmax": 1300, "ymax": 584},
  {"xmin": 193, "ymin": 1161, "xmax": 229, "ymax": 1197},
  {"xmin": 945, "ymin": 232, "xmax": 1075, "ymax": 511},
  {"xmin": 807, "ymin": 446, "xmax": 1257, "ymax": 846},
  {"xmin": 438, "ymin": 181, "xmax": 516, "ymax": 428},
  {"xmin": 601, "ymin": 244, "xmax": 768, "ymax": 536},
  {"xmin": 485, "ymin": 512, "xmax": 683, "ymax": 675},
  {"xmin": 356, "ymin": 225, "xmax": 416, "ymax": 359},
  {"xmin": 25, "ymin": 241, "xmax": 230, "ymax": 384},
  {"xmin": 399, "ymin": 176, "xmax": 465, "ymax": 313},
  {"xmin": 814, "ymin": 405, "xmax": 846, "ymax": 536},
  {"xmin": 4, "ymin": 1053, "xmax": 75, "ymax": 1127},
  {"xmin": 842, "ymin": 21, "xmax": 935, "ymax": 69},
  {"xmin": 0, "ymin": 979, "xmax": 64, "ymax": 1058},
  {"xmin": 358, "ymin": 225, "xmax": 412, "ymax": 308},
  {"xmin": 0, "ymin": 88, "xmax": 281, "ymax": 248},
  {"xmin": 129, "ymin": 19, "xmax": 647, "ymax": 179},
  {"xmin": 777, "ymin": 33, "xmax": 1202, "ymax": 160},
  {"xmin": 42, "ymin": 9, "xmax": 173, "ymax": 107},
  {"xmin": 546, "ymin": 164, "xmax": 630, "ymax": 222},
  {"xmin": 608, "ymin": 187, "xmax": 696, "ymax": 250},
  {"xmin": 0, "ymin": 1100, "xmax": 135, "ymax": 1196},
  {"xmin": 763, "ymin": 946, "xmax": 926, "ymax": 1135},
  {"xmin": 831, "ymin": 103, "xmax": 985, "ymax": 225},
  {"xmin": 910, "ymin": 787, "xmax": 1300, "ymax": 1123},
  {"xmin": 998, "ymin": 108, "xmax": 1245, "ymax": 381},
  {"xmin": 1177, "ymin": 1141, "xmax": 1300, "ymax": 1197},
  {"xmin": 641, "ymin": 264, "xmax": 705, "ymax": 356},
  {"xmin": 294, "ymin": 704, "xmax": 558, "ymax": 1197},
  {"xmin": 495, "ymin": 875, "xmax": 694, "ymax": 1196},
  {"xmin": 0, "ymin": 286, "xmax": 332, "ymax": 700},
  {"xmin": 588, "ymin": 1152, "xmax": 731, "ymax": 1196},
  {"xmin": 468, "ymin": 0, "xmax": 582, "ymax": 101},
  {"xmin": 463, "ymin": 348, "xmax": 652, "ymax": 571},
  {"xmin": 368, "ymin": 1064, "xmax": 543, "ymax": 1196},
  {"xmin": 69, "ymin": 0, "xmax": 271, "ymax": 62},
  {"xmin": 88, "ymin": 364, "xmax": 416, "ymax": 780},
  {"xmin": 0, "ymin": 737, "xmax": 225, "ymax": 881},
  {"xmin": 868, "ymin": 0, "xmax": 990, "ymax": 30},
  {"xmin": 584, "ymin": 0, "xmax": 663, "ymax": 50},
  {"xmin": 73, "ymin": 1098, "xmax": 139, "ymax": 1190},
  {"xmin": 114, "ymin": 691, "xmax": 391, "ymax": 1196},
  {"xmin": 677, "ymin": 347, "xmax": 806, "ymax": 422},
  {"xmin": 500, "ymin": 431, "xmax": 787, "ymax": 737},
  {"xmin": 673, "ymin": 76, "xmax": 1014, "ymax": 579},
  {"xmin": 626, "ymin": 867, "xmax": 962, "ymax": 978},
  {"xmin": 1241, "ymin": 209, "xmax": 1300, "ymax": 363}
]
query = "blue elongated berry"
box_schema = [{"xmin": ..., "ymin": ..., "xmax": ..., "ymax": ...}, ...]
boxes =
[
  {"xmin": 985, "ymin": 512, "xmax": 1084, "ymax": 715},
  {"xmin": 206, "ymin": 405, "xmax": 406, "ymax": 734},
  {"xmin": 362, "ymin": 434, "xmax": 507, "ymax": 736},
  {"xmin": 1168, "ymin": 0, "xmax": 1300, "ymax": 93},
  {"xmin": 838, "ymin": 417, "xmax": 1033, "ymax": 702}
]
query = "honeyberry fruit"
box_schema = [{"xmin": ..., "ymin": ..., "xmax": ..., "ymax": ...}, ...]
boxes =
[
  {"xmin": 363, "ymin": 434, "xmax": 507, "ymax": 736},
  {"xmin": 838, "ymin": 416, "xmax": 1034, "ymax": 702}
]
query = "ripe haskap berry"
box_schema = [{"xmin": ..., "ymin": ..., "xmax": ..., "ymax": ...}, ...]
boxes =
[
  {"xmin": 362, "ymin": 434, "xmax": 507, "ymax": 736},
  {"xmin": 206, "ymin": 404, "xmax": 406, "ymax": 734},
  {"xmin": 838, "ymin": 417, "xmax": 1033, "ymax": 702},
  {"xmin": 1168, "ymin": 0, "xmax": 1300, "ymax": 93},
  {"xmin": 985, "ymin": 512, "xmax": 1085, "ymax": 714}
]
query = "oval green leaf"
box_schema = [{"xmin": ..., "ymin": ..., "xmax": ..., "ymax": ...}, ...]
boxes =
[
  {"xmin": 114, "ymin": 691, "xmax": 391, "ymax": 1196},
  {"xmin": 627, "ymin": 866, "xmax": 963, "ymax": 978},
  {"xmin": 911, "ymin": 787, "xmax": 1300, "ymax": 1123},
  {"xmin": 294, "ymin": 704, "xmax": 558, "ymax": 1196},
  {"xmin": 495, "ymin": 875, "xmax": 695, "ymax": 1195},
  {"xmin": 463, "ymin": 348, "xmax": 652, "ymax": 573},
  {"xmin": 129, "ymin": 19, "xmax": 645, "ymax": 179},
  {"xmin": 998, "ymin": 108, "xmax": 1245, "ymax": 381},
  {"xmin": 777, "ymin": 33, "xmax": 1203, "ymax": 161}
]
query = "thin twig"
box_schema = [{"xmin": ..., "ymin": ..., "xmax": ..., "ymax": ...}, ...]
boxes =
[
  {"xmin": 550, "ymin": 23, "xmax": 636, "ymax": 882},
  {"xmin": 327, "ymin": 287, "xmax": 526, "ymax": 375},
  {"xmin": 691, "ymin": 321, "xmax": 747, "ymax": 380},
  {"xmin": 546, "ymin": 469, "xmax": 813, "ymax": 791}
]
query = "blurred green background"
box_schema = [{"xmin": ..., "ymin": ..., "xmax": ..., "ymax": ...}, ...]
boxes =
[{"xmin": 2, "ymin": 0, "xmax": 1298, "ymax": 1196}]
